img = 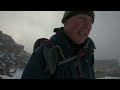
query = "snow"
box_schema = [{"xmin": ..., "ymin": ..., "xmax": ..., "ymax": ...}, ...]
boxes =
[
  {"xmin": 0, "ymin": 69, "xmax": 23, "ymax": 79},
  {"xmin": 9, "ymin": 67, "xmax": 16, "ymax": 72},
  {"xmin": 0, "ymin": 68, "xmax": 120, "ymax": 79},
  {"xmin": 11, "ymin": 53, "xmax": 17, "ymax": 60},
  {"xmin": 97, "ymin": 76, "xmax": 120, "ymax": 79}
]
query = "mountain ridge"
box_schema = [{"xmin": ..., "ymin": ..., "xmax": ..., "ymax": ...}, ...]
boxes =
[{"xmin": 0, "ymin": 31, "xmax": 31, "ymax": 79}]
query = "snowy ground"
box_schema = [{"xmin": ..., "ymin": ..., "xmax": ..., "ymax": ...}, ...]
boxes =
[
  {"xmin": 0, "ymin": 69, "xmax": 23, "ymax": 79},
  {"xmin": 0, "ymin": 70, "xmax": 120, "ymax": 79},
  {"xmin": 97, "ymin": 76, "xmax": 120, "ymax": 79}
]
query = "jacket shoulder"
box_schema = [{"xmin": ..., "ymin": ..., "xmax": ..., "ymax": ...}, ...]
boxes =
[{"xmin": 87, "ymin": 37, "xmax": 96, "ymax": 49}]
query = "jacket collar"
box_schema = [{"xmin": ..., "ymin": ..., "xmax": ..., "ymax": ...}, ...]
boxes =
[{"xmin": 51, "ymin": 27, "xmax": 96, "ymax": 58}]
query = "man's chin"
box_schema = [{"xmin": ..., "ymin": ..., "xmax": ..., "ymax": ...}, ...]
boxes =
[{"xmin": 74, "ymin": 40, "xmax": 85, "ymax": 44}]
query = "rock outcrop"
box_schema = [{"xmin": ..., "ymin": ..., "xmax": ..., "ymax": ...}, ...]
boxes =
[{"xmin": 0, "ymin": 31, "xmax": 31, "ymax": 78}]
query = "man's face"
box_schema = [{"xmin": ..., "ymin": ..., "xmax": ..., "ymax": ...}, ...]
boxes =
[{"xmin": 64, "ymin": 14, "xmax": 93, "ymax": 44}]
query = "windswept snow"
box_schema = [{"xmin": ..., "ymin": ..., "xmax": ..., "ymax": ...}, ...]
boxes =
[
  {"xmin": 0, "ymin": 69, "xmax": 23, "ymax": 79},
  {"xmin": 97, "ymin": 76, "xmax": 120, "ymax": 79}
]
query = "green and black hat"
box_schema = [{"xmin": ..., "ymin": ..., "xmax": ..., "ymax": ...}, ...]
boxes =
[{"xmin": 62, "ymin": 11, "xmax": 95, "ymax": 24}]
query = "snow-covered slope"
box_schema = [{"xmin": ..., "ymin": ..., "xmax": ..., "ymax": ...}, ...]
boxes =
[
  {"xmin": 97, "ymin": 76, "xmax": 120, "ymax": 79},
  {"xmin": 0, "ymin": 31, "xmax": 31, "ymax": 79},
  {"xmin": 0, "ymin": 69, "xmax": 23, "ymax": 79}
]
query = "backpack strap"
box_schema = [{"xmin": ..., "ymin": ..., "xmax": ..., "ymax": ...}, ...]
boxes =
[
  {"xmin": 33, "ymin": 38, "xmax": 49, "ymax": 52},
  {"xmin": 43, "ymin": 38, "xmax": 96, "ymax": 76},
  {"xmin": 43, "ymin": 45, "xmax": 78, "ymax": 75},
  {"xmin": 43, "ymin": 46, "xmax": 59, "ymax": 75},
  {"xmin": 57, "ymin": 55, "xmax": 78, "ymax": 66}
]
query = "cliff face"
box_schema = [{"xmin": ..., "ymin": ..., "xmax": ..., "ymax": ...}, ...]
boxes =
[{"xmin": 0, "ymin": 31, "xmax": 31, "ymax": 78}]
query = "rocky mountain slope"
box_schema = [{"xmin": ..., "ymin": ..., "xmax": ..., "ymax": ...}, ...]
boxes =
[{"xmin": 0, "ymin": 31, "xmax": 31, "ymax": 79}]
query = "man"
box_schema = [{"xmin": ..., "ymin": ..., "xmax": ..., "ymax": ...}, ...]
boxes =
[{"xmin": 21, "ymin": 11, "xmax": 96, "ymax": 79}]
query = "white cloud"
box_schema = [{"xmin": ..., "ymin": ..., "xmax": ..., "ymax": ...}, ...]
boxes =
[{"xmin": 0, "ymin": 11, "xmax": 64, "ymax": 53}]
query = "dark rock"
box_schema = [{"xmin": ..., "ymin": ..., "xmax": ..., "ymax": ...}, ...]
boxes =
[{"xmin": 0, "ymin": 31, "xmax": 31, "ymax": 78}]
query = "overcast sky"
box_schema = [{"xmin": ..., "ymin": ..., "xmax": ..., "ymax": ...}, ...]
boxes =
[{"xmin": 0, "ymin": 11, "xmax": 120, "ymax": 60}]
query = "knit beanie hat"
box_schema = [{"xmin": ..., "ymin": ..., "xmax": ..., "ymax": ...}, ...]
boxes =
[{"xmin": 62, "ymin": 11, "xmax": 95, "ymax": 23}]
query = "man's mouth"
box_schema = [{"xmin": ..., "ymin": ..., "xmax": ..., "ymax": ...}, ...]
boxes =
[{"xmin": 79, "ymin": 32, "xmax": 86, "ymax": 36}]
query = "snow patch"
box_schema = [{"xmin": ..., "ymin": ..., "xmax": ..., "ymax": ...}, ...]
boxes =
[
  {"xmin": 11, "ymin": 53, "xmax": 17, "ymax": 60},
  {"xmin": 97, "ymin": 76, "xmax": 120, "ymax": 79},
  {"xmin": 0, "ymin": 69, "xmax": 23, "ymax": 79}
]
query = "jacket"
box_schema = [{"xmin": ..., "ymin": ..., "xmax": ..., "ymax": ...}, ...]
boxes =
[{"xmin": 21, "ymin": 27, "xmax": 96, "ymax": 79}]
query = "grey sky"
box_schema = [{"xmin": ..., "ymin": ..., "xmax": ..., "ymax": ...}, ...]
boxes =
[{"xmin": 0, "ymin": 11, "xmax": 120, "ymax": 60}]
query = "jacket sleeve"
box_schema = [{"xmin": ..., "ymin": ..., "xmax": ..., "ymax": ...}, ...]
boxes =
[{"xmin": 21, "ymin": 46, "xmax": 50, "ymax": 79}]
